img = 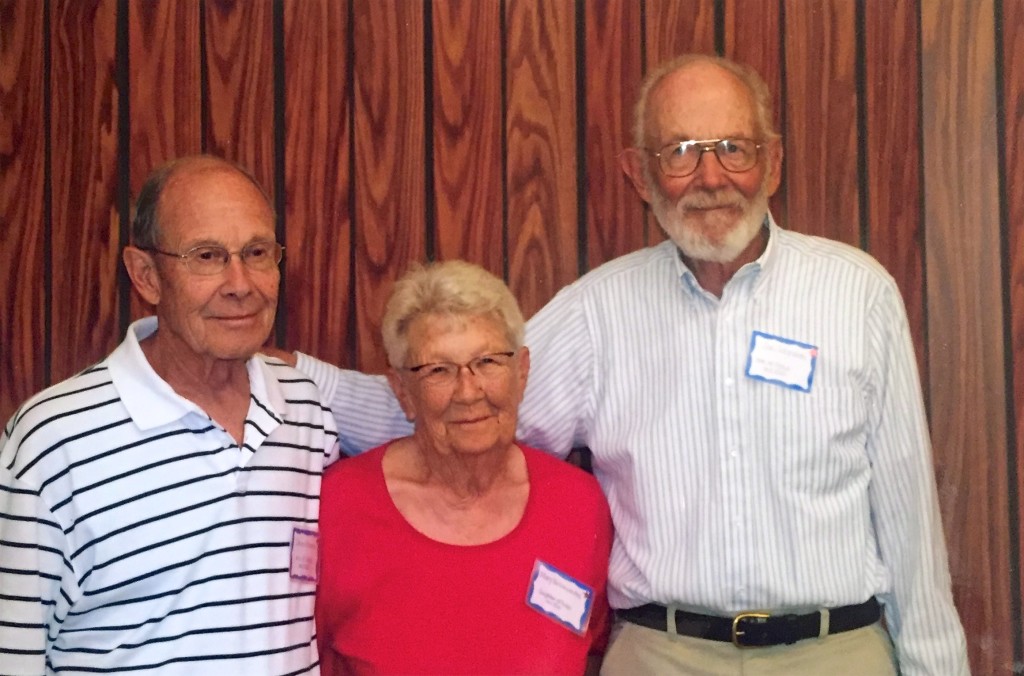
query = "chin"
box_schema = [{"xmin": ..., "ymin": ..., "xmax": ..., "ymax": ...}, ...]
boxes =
[{"xmin": 655, "ymin": 193, "xmax": 768, "ymax": 263}]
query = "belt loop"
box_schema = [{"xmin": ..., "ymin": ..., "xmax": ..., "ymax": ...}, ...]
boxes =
[
  {"xmin": 818, "ymin": 608, "xmax": 830, "ymax": 638},
  {"xmin": 667, "ymin": 604, "xmax": 679, "ymax": 634}
]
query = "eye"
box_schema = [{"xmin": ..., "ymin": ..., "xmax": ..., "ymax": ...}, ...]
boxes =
[
  {"xmin": 244, "ymin": 242, "xmax": 272, "ymax": 260},
  {"xmin": 720, "ymin": 140, "xmax": 742, "ymax": 154},
  {"xmin": 192, "ymin": 246, "xmax": 226, "ymax": 263}
]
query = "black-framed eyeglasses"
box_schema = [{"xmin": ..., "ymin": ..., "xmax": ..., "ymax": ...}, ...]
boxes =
[
  {"xmin": 647, "ymin": 138, "xmax": 762, "ymax": 178},
  {"xmin": 402, "ymin": 351, "xmax": 517, "ymax": 388},
  {"xmin": 144, "ymin": 240, "xmax": 284, "ymax": 276}
]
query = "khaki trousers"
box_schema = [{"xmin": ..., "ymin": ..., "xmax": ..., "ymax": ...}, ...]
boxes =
[{"xmin": 600, "ymin": 620, "xmax": 898, "ymax": 676}]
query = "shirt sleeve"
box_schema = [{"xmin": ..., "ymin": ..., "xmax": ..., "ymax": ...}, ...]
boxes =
[
  {"xmin": 0, "ymin": 426, "xmax": 74, "ymax": 675},
  {"xmin": 864, "ymin": 283, "xmax": 969, "ymax": 675},
  {"xmin": 516, "ymin": 283, "xmax": 596, "ymax": 457},
  {"xmin": 294, "ymin": 353, "xmax": 412, "ymax": 456}
]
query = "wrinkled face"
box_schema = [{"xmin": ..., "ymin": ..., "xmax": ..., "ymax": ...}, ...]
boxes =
[
  {"xmin": 148, "ymin": 167, "xmax": 280, "ymax": 363},
  {"xmin": 389, "ymin": 313, "xmax": 529, "ymax": 459},
  {"xmin": 641, "ymin": 63, "xmax": 782, "ymax": 262}
]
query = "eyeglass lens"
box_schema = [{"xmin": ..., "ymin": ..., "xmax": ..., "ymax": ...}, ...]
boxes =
[
  {"xmin": 186, "ymin": 242, "xmax": 283, "ymax": 274},
  {"xmin": 657, "ymin": 139, "xmax": 758, "ymax": 177},
  {"xmin": 409, "ymin": 352, "xmax": 516, "ymax": 386}
]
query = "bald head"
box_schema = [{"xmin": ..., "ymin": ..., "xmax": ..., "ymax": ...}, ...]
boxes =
[
  {"xmin": 632, "ymin": 54, "xmax": 779, "ymax": 149},
  {"xmin": 131, "ymin": 155, "xmax": 273, "ymax": 251}
]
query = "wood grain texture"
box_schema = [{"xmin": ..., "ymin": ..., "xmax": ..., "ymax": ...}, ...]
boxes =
[
  {"xmin": 0, "ymin": 0, "xmax": 46, "ymax": 423},
  {"xmin": 722, "ymin": 0, "xmax": 786, "ymax": 223},
  {"xmin": 780, "ymin": 0, "xmax": 858, "ymax": 243},
  {"xmin": 644, "ymin": 0, "xmax": 716, "ymax": 64},
  {"xmin": 583, "ymin": 0, "xmax": 645, "ymax": 268},
  {"xmin": 505, "ymin": 0, "xmax": 578, "ymax": 319},
  {"xmin": 352, "ymin": 0, "xmax": 426, "ymax": 372},
  {"xmin": 921, "ymin": 1, "xmax": 1012, "ymax": 672},
  {"xmin": 49, "ymin": 0, "xmax": 121, "ymax": 382},
  {"xmin": 432, "ymin": 0, "xmax": 503, "ymax": 275},
  {"xmin": 1000, "ymin": 0, "xmax": 1024, "ymax": 665},
  {"xmin": 127, "ymin": 0, "xmax": 202, "ymax": 321},
  {"xmin": 282, "ymin": 0, "xmax": 354, "ymax": 366},
  {"xmin": 203, "ymin": 0, "xmax": 275, "ymax": 194},
  {"xmin": 862, "ymin": 1, "xmax": 927, "ymax": 389}
]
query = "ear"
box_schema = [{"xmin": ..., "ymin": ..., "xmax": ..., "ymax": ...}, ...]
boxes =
[
  {"xmin": 123, "ymin": 246, "xmax": 162, "ymax": 306},
  {"xmin": 620, "ymin": 148, "xmax": 654, "ymax": 204},
  {"xmin": 386, "ymin": 368, "xmax": 417, "ymax": 422},
  {"xmin": 763, "ymin": 138, "xmax": 784, "ymax": 197},
  {"xmin": 514, "ymin": 346, "xmax": 531, "ymax": 399}
]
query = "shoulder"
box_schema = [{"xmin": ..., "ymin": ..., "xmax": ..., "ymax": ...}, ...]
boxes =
[
  {"xmin": 257, "ymin": 354, "xmax": 325, "ymax": 400},
  {"xmin": 2, "ymin": 360, "xmax": 118, "ymax": 478},
  {"xmin": 323, "ymin": 444, "xmax": 387, "ymax": 487},
  {"xmin": 775, "ymin": 228, "xmax": 896, "ymax": 287},
  {"xmin": 520, "ymin": 446, "xmax": 606, "ymax": 505},
  {"xmin": 571, "ymin": 242, "xmax": 679, "ymax": 296}
]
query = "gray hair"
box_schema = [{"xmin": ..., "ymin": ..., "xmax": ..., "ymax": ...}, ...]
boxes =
[
  {"xmin": 131, "ymin": 155, "xmax": 273, "ymax": 249},
  {"xmin": 632, "ymin": 54, "xmax": 780, "ymax": 148},
  {"xmin": 382, "ymin": 260, "xmax": 525, "ymax": 368}
]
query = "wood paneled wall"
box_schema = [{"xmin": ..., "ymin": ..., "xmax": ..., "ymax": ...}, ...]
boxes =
[{"xmin": 0, "ymin": 0, "xmax": 1020, "ymax": 671}]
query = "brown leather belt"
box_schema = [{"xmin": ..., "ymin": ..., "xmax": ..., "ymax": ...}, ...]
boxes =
[{"xmin": 616, "ymin": 597, "xmax": 881, "ymax": 648}]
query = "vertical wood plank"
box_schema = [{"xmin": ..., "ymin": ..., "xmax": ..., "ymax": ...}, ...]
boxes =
[
  {"xmin": 127, "ymin": 0, "xmax": 202, "ymax": 320},
  {"xmin": 505, "ymin": 0, "xmax": 578, "ymax": 319},
  {"xmin": 352, "ymin": 0, "xmax": 426, "ymax": 372},
  {"xmin": 862, "ymin": 1, "xmax": 927, "ymax": 389},
  {"xmin": 583, "ymin": 0, "xmax": 645, "ymax": 268},
  {"xmin": 644, "ymin": 0, "xmax": 716, "ymax": 64},
  {"xmin": 49, "ymin": 0, "xmax": 121, "ymax": 383},
  {"xmin": 1000, "ymin": 0, "xmax": 1024, "ymax": 666},
  {"xmin": 921, "ymin": 1, "xmax": 1012, "ymax": 673},
  {"xmin": 0, "ymin": 0, "xmax": 46, "ymax": 422},
  {"xmin": 722, "ymin": 0, "xmax": 785, "ymax": 223},
  {"xmin": 432, "ymin": 0, "xmax": 503, "ymax": 275},
  {"xmin": 282, "ymin": 0, "xmax": 353, "ymax": 366},
  {"xmin": 780, "ymin": 0, "xmax": 858, "ymax": 243},
  {"xmin": 203, "ymin": 0, "xmax": 275, "ymax": 193}
]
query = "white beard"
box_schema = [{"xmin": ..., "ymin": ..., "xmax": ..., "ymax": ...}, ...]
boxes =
[{"xmin": 650, "ymin": 182, "xmax": 769, "ymax": 263}]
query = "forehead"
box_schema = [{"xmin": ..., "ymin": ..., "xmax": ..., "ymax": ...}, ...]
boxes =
[
  {"xmin": 406, "ymin": 312, "xmax": 509, "ymax": 356},
  {"xmin": 644, "ymin": 62, "xmax": 758, "ymax": 144},
  {"xmin": 158, "ymin": 165, "xmax": 275, "ymax": 245}
]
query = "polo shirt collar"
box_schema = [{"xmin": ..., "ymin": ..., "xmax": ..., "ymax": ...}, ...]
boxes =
[{"xmin": 109, "ymin": 317, "xmax": 286, "ymax": 431}]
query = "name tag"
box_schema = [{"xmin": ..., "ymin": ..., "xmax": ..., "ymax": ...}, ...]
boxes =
[
  {"xmin": 525, "ymin": 560, "xmax": 594, "ymax": 635},
  {"xmin": 290, "ymin": 528, "xmax": 318, "ymax": 583},
  {"xmin": 745, "ymin": 331, "xmax": 818, "ymax": 392}
]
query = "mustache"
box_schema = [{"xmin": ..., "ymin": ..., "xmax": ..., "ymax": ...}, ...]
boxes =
[{"xmin": 677, "ymin": 189, "xmax": 745, "ymax": 211}]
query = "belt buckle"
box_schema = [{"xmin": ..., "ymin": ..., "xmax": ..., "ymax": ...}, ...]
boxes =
[{"xmin": 731, "ymin": 611, "xmax": 771, "ymax": 648}]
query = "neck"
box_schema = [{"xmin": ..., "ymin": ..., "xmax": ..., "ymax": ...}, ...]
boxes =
[
  {"xmin": 410, "ymin": 438, "xmax": 523, "ymax": 501},
  {"xmin": 140, "ymin": 332, "xmax": 252, "ymax": 443},
  {"xmin": 682, "ymin": 225, "xmax": 769, "ymax": 298}
]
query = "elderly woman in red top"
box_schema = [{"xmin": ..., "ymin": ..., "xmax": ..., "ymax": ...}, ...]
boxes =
[{"xmin": 315, "ymin": 260, "xmax": 612, "ymax": 675}]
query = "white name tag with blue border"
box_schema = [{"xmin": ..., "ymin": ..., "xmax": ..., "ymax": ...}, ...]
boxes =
[
  {"xmin": 745, "ymin": 330, "xmax": 818, "ymax": 392},
  {"xmin": 525, "ymin": 560, "xmax": 594, "ymax": 635},
  {"xmin": 290, "ymin": 527, "xmax": 318, "ymax": 583}
]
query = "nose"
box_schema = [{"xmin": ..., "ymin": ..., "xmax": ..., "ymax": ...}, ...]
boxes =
[
  {"xmin": 451, "ymin": 365, "xmax": 485, "ymax": 401},
  {"xmin": 220, "ymin": 253, "xmax": 255, "ymax": 295},
  {"xmin": 690, "ymin": 148, "xmax": 730, "ymax": 189}
]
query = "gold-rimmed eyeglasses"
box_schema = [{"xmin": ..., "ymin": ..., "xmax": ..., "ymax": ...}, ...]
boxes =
[{"xmin": 647, "ymin": 138, "xmax": 762, "ymax": 178}]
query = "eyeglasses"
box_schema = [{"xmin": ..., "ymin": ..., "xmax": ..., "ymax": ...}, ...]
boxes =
[
  {"xmin": 403, "ymin": 351, "xmax": 517, "ymax": 388},
  {"xmin": 647, "ymin": 138, "xmax": 761, "ymax": 178},
  {"xmin": 145, "ymin": 241, "xmax": 284, "ymax": 275}
]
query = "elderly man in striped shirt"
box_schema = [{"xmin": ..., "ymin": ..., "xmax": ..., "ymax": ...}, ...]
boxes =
[
  {"xmin": 0, "ymin": 156, "xmax": 338, "ymax": 675},
  {"xmin": 295, "ymin": 54, "xmax": 969, "ymax": 674}
]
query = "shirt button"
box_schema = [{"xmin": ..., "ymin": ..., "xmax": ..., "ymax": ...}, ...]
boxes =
[{"xmin": 725, "ymin": 377, "xmax": 735, "ymax": 386}]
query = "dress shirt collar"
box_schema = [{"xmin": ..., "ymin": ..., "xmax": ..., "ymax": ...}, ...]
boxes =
[{"xmin": 670, "ymin": 212, "xmax": 780, "ymax": 298}]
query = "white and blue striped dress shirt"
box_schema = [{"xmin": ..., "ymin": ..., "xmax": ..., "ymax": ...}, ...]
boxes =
[{"xmin": 299, "ymin": 216, "xmax": 968, "ymax": 675}]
